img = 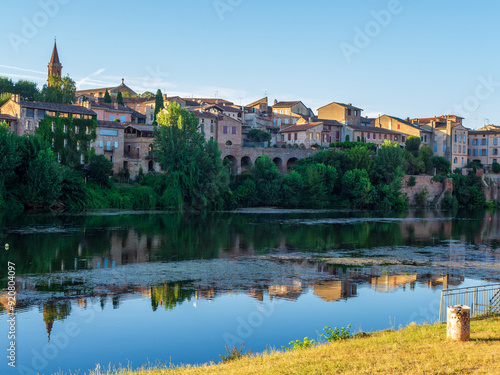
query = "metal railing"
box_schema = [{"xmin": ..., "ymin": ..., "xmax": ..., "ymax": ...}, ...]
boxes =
[{"xmin": 439, "ymin": 283, "xmax": 500, "ymax": 323}]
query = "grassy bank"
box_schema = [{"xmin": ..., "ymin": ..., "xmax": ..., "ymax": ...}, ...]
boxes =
[{"xmin": 86, "ymin": 317, "xmax": 500, "ymax": 375}]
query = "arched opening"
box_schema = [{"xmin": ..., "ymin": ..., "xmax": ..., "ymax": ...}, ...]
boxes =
[
  {"xmin": 223, "ymin": 155, "xmax": 238, "ymax": 175},
  {"xmin": 273, "ymin": 157, "xmax": 283, "ymax": 172},
  {"xmin": 226, "ymin": 140, "xmax": 233, "ymax": 146},
  {"xmin": 287, "ymin": 157, "xmax": 298, "ymax": 173},
  {"xmin": 148, "ymin": 160, "xmax": 154, "ymax": 172},
  {"xmin": 241, "ymin": 156, "xmax": 252, "ymax": 172}
]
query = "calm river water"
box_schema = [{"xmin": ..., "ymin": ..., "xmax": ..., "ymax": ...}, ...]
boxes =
[{"xmin": 0, "ymin": 209, "xmax": 499, "ymax": 375}]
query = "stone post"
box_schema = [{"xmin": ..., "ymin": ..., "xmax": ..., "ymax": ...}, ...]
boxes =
[{"xmin": 447, "ymin": 305, "xmax": 470, "ymax": 341}]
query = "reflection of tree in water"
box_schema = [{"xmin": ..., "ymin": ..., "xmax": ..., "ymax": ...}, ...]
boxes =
[
  {"xmin": 42, "ymin": 301, "xmax": 71, "ymax": 341},
  {"xmin": 150, "ymin": 281, "xmax": 195, "ymax": 312}
]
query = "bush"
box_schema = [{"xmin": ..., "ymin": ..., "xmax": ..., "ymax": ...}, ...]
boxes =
[
  {"xmin": 440, "ymin": 191, "xmax": 457, "ymax": 209},
  {"xmin": 289, "ymin": 337, "xmax": 316, "ymax": 350},
  {"xmin": 219, "ymin": 343, "xmax": 251, "ymax": 363},
  {"xmin": 414, "ymin": 186, "xmax": 428, "ymax": 208},
  {"xmin": 407, "ymin": 176, "xmax": 417, "ymax": 187},
  {"xmin": 321, "ymin": 325, "xmax": 351, "ymax": 342},
  {"xmin": 87, "ymin": 155, "xmax": 113, "ymax": 187},
  {"xmin": 492, "ymin": 162, "xmax": 500, "ymax": 173},
  {"xmin": 247, "ymin": 128, "xmax": 271, "ymax": 143}
]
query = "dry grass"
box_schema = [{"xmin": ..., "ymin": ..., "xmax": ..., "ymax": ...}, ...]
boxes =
[{"xmin": 85, "ymin": 317, "xmax": 500, "ymax": 375}]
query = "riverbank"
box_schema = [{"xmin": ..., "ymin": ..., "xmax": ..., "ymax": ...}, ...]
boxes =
[{"xmin": 78, "ymin": 316, "xmax": 500, "ymax": 375}]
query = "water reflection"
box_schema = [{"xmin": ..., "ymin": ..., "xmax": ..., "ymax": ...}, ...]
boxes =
[{"xmin": 1, "ymin": 210, "xmax": 500, "ymax": 280}]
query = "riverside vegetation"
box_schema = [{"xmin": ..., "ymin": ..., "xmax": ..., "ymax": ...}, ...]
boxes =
[{"xmin": 0, "ymin": 102, "xmax": 490, "ymax": 215}]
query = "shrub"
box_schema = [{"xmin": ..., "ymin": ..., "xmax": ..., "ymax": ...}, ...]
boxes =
[
  {"xmin": 407, "ymin": 176, "xmax": 417, "ymax": 187},
  {"xmin": 87, "ymin": 155, "xmax": 113, "ymax": 187},
  {"xmin": 219, "ymin": 343, "xmax": 251, "ymax": 363},
  {"xmin": 321, "ymin": 325, "xmax": 351, "ymax": 342},
  {"xmin": 492, "ymin": 162, "xmax": 500, "ymax": 173},
  {"xmin": 415, "ymin": 186, "xmax": 428, "ymax": 208},
  {"xmin": 289, "ymin": 337, "xmax": 316, "ymax": 350}
]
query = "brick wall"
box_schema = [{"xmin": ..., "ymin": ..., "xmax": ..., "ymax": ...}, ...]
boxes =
[{"xmin": 402, "ymin": 176, "xmax": 451, "ymax": 205}]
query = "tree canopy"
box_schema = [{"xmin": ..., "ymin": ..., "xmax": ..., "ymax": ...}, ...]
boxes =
[
  {"xmin": 153, "ymin": 89, "xmax": 164, "ymax": 125},
  {"xmin": 103, "ymin": 89, "xmax": 112, "ymax": 103},
  {"xmin": 38, "ymin": 75, "xmax": 76, "ymax": 104},
  {"xmin": 153, "ymin": 102, "xmax": 227, "ymax": 210}
]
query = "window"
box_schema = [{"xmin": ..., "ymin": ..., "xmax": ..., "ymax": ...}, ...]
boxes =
[
  {"xmin": 384, "ymin": 134, "xmax": 387, "ymax": 139},
  {"xmin": 494, "ymin": 138, "xmax": 498, "ymax": 146},
  {"xmin": 347, "ymin": 109, "xmax": 352, "ymax": 116},
  {"xmin": 77, "ymin": 141, "xmax": 80, "ymax": 151},
  {"xmin": 232, "ymin": 126, "xmax": 236, "ymax": 134},
  {"xmin": 51, "ymin": 122, "xmax": 55, "ymax": 132},
  {"xmin": 201, "ymin": 124, "xmax": 204, "ymax": 133},
  {"xmin": 100, "ymin": 129, "xmax": 118, "ymax": 136},
  {"xmin": 473, "ymin": 149, "xmax": 478, "ymax": 156},
  {"xmin": 294, "ymin": 133, "xmax": 298, "ymax": 141},
  {"xmin": 397, "ymin": 124, "xmax": 400, "ymax": 130},
  {"xmin": 120, "ymin": 116, "xmax": 126, "ymax": 123},
  {"xmin": 443, "ymin": 145, "xmax": 446, "ymax": 152},
  {"xmin": 379, "ymin": 133, "xmax": 382, "ymax": 140},
  {"xmin": 367, "ymin": 133, "xmax": 370, "ymax": 139},
  {"xmin": 453, "ymin": 157, "xmax": 457, "ymax": 164},
  {"xmin": 285, "ymin": 119, "xmax": 289, "ymax": 124},
  {"xmin": 99, "ymin": 140, "xmax": 103, "ymax": 147},
  {"xmin": 114, "ymin": 141, "xmax": 118, "ymax": 148},
  {"xmin": 288, "ymin": 134, "xmax": 291, "ymax": 141},
  {"xmin": 434, "ymin": 145, "xmax": 437, "ymax": 152},
  {"xmin": 461, "ymin": 157, "xmax": 464, "ymax": 165},
  {"xmin": 86, "ymin": 127, "xmax": 89, "ymax": 134},
  {"xmin": 106, "ymin": 141, "xmax": 111, "ymax": 151},
  {"xmin": 336, "ymin": 131, "xmax": 340, "ymax": 139},
  {"xmin": 57, "ymin": 153, "xmax": 61, "ymax": 163},
  {"xmin": 64, "ymin": 139, "xmax": 67, "ymax": 147},
  {"xmin": 481, "ymin": 149, "xmax": 487, "ymax": 156},
  {"xmin": 316, "ymin": 133, "xmax": 320, "ymax": 140},
  {"xmin": 424, "ymin": 135, "xmax": 427, "ymax": 142},
  {"xmin": 26, "ymin": 108, "xmax": 34, "ymax": 118},
  {"xmin": 459, "ymin": 145, "xmax": 461, "ymax": 153},
  {"xmin": 454, "ymin": 145, "xmax": 457, "ymax": 153},
  {"xmin": 494, "ymin": 149, "xmax": 498, "ymax": 155},
  {"xmin": 210, "ymin": 124, "xmax": 214, "ymax": 133},
  {"xmin": 64, "ymin": 125, "xmax": 67, "ymax": 133},
  {"xmin": 354, "ymin": 110, "xmax": 358, "ymax": 116},
  {"xmin": 293, "ymin": 119, "xmax": 297, "ymax": 124},
  {"xmin": 226, "ymin": 141, "xmax": 232, "ymax": 146},
  {"xmin": 223, "ymin": 126, "xmax": 228, "ymax": 134},
  {"xmin": 481, "ymin": 138, "xmax": 488, "ymax": 145},
  {"xmin": 402, "ymin": 136, "xmax": 406, "ymax": 142},
  {"xmin": 109, "ymin": 115, "xmax": 115, "ymax": 121},
  {"xmin": 309, "ymin": 133, "xmax": 313, "ymax": 140},
  {"xmin": 454, "ymin": 135, "xmax": 457, "ymax": 142}
]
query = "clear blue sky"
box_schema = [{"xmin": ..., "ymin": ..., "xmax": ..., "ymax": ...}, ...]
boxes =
[{"xmin": 1, "ymin": 0, "xmax": 500, "ymax": 128}]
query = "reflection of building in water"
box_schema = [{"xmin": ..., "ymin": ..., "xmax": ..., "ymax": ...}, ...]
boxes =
[
  {"xmin": 313, "ymin": 280, "xmax": 357, "ymax": 302},
  {"xmin": 419, "ymin": 273, "xmax": 464, "ymax": 290},
  {"xmin": 370, "ymin": 274, "xmax": 418, "ymax": 293},
  {"xmin": 86, "ymin": 230, "xmax": 161, "ymax": 269},
  {"xmin": 268, "ymin": 280, "xmax": 303, "ymax": 300},
  {"xmin": 401, "ymin": 211, "xmax": 452, "ymax": 243}
]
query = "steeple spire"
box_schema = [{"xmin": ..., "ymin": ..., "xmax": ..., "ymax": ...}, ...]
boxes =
[{"xmin": 47, "ymin": 39, "xmax": 62, "ymax": 85}]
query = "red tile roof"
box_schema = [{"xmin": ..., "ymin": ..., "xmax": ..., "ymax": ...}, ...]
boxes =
[{"xmin": 279, "ymin": 123, "xmax": 323, "ymax": 133}]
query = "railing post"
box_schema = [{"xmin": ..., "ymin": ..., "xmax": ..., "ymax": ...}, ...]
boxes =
[
  {"xmin": 472, "ymin": 288, "xmax": 477, "ymax": 317},
  {"xmin": 439, "ymin": 290, "xmax": 445, "ymax": 323}
]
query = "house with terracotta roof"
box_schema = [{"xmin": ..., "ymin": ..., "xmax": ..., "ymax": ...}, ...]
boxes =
[
  {"xmin": 346, "ymin": 124, "xmax": 404, "ymax": 146},
  {"xmin": 411, "ymin": 115, "xmax": 468, "ymax": 168},
  {"xmin": 272, "ymin": 100, "xmax": 314, "ymax": 118},
  {"xmin": 374, "ymin": 115, "xmax": 432, "ymax": 146},
  {"xmin": 0, "ymin": 94, "xmax": 98, "ymax": 165},
  {"xmin": 123, "ymin": 124, "xmax": 160, "ymax": 177},
  {"xmin": 75, "ymin": 79, "xmax": 137, "ymax": 100},
  {"xmin": 467, "ymin": 125, "xmax": 500, "ymax": 166},
  {"xmin": 279, "ymin": 122, "xmax": 334, "ymax": 148},
  {"xmin": 92, "ymin": 120, "xmax": 125, "ymax": 174},
  {"xmin": 317, "ymin": 102, "xmax": 363, "ymax": 126}
]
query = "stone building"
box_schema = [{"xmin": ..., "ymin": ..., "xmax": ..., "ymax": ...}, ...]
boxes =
[
  {"xmin": 272, "ymin": 100, "xmax": 314, "ymax": 118},
  {"xmin": 279, "ymin": 122, "xmax": 334, "ymax": 148},
  {"xmin": 217, "ymin": 114, "xmax": 242, "ymax": 148},
  {"xmin": 92, "ymin": 120, "xmax": 125, "ymax": 174},
  {"xmin": 346, "ymin": 124, "xmax": 404, "ymax": 145},
  {"xmin": 374, "ymin": 115, "xmax": 432, "ymax": 146},
  {"xmin": 468, "ymin": 126, "xmax": 500, "ymax": 166},
  {"xmin": 123, "ymin": 124, "xmax": 160, "ymax": 177},
  {"xmin": 317, "ymin": 102, "xmax": 363, "ymax": 126}
]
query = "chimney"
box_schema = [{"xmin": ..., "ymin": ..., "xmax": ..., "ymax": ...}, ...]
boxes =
[
  {"xmin": 12, "ymin": 94, "xmax": 20, "ymax": 103},
  {"xmin": 446, "ymin": 119, "xmax": 452, "ymax": 135},
  {"xmin": 274, "ymin": 99, "xmax": 278, "ymax": 105},
  {"xmin": 406, "ymin": 117, "xmax": 410, "ymax": 122},
  {"xmin": 114, "ymin": 102, "xmax": 119, "ymax": 109}
]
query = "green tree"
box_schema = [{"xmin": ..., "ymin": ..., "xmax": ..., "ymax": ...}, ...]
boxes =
[
  {"xmin": 251, "ymin": 155, "xmax": 282, "ymax": 206},
  {"xmin": 20, "ymin": 149, "xmax": 63, "ymax": 208},
  {"xmin": 405, "ymin": 136, "xmax": 421, "ymax": 156},
  {"xmin": 38, "ymin": 75, "xmax": 76, "ymax": 104},
  {"xmin": 153, "ymin": 102, "xmax": 228, "ymax": 210},
  {"xmin": 0, "ymin": 92, "xmax": 12, "ymax": 106},
  {"xmin": 140, "ymin": 91, "xmax": 155, "ymax": 98},
  {"xmin": 247, "ymin": 129, "xmax": 272, "ymax": 143},
  {"xmin": 420, "ymin": 145, "xmax": 434, "ymax": 174},
  {"xmin": 341, "ymin": 169, "xmax": 372, "ymax": 208},
  {"xmin": 302, "ymin": 163, "xmax": 337, "ymax": 208},
  {"xmin": 103, "ymin": 89, "xmax": 112, "ymax": 103},
  {"xmin": 431, "ymin": 156, "xmax": 450, "ymax": 174},
  {"xmin": 0, "ymin": 76, "xmax": 14, "ymax": 93},
  {"xmin": 87, "ymin": 155, "xmax": 113, "ymax": 187},
  {"xmin": 281, "ymin": 171, "xmax": 305, "ymax": 208},
  {"xmin": 374, "ymin": 141, "xmax": 404, "ymax": 184},
  {"xmin": 116, "ymin": 91, "xmax": 124, "ymax": 106},
  {"xmin": 14, "ymin": 80, "xmax": 39, "ymax": 101},
  {"xmin": 344, "ymin": 145, "xmax": 373, "ymax": 173},
  {"xmin": 153, "ymin": 89, "xmax": 164, "ymax": 125}
]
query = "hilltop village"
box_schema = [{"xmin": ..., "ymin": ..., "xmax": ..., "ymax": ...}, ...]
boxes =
[{"xmin": 1, "ymin": 42, "xmax": 499, "ymax": 179}]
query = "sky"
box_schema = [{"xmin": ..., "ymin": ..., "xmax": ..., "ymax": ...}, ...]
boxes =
[{"xmin": 1, "ymin": 0, "xmax": 500, "ymax": 128}]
